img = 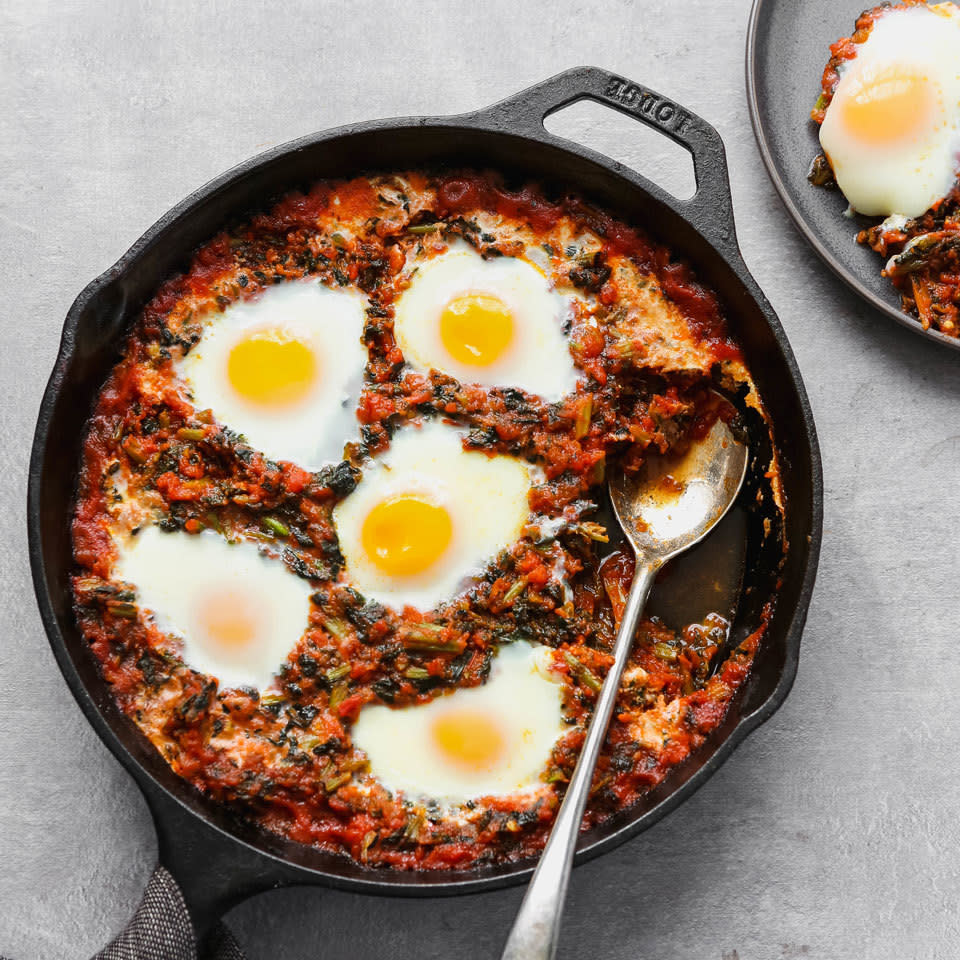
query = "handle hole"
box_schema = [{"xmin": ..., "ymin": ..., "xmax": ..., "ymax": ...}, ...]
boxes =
[{"xmin": 544, "ymin": 100, "xmax": 696, "ymax": 202}]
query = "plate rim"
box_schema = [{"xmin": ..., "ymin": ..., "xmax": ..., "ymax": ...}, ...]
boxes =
[{"xmin": 745, "ymin": 0, "xmax": 960, "ymax": 353}]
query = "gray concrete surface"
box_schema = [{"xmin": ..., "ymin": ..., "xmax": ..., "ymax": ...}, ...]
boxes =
[{"xmin": 2, "ymin": 1, "xmax": 958, "ymax": 957}]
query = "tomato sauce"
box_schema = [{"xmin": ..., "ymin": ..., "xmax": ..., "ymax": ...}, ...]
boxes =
[{"xmin": 71, "ymin": 169, "xmax": 779, "ymax": 869}]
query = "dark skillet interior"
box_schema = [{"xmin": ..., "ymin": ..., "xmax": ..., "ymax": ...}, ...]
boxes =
[
  {"xmin": 747, "ymin": 0, "xmax": 960, "ymax": 353},
  {"xmin": 29, "ymin": 78, "xmax": 820, "ymax": 916}
]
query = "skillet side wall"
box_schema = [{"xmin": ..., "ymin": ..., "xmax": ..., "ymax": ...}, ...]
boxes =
[{"xmin": 29, "ymin": 122, "xmax": 819, "ymax": 908}]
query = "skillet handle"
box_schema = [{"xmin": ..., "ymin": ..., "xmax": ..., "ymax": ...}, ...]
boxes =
[
  {"xmin": 469, "ymin": 65, "xmax": 738, "ymax": 257},
  {"xmin": 138, "ymin": 778, "xmax": 298, "ymax": 945}
]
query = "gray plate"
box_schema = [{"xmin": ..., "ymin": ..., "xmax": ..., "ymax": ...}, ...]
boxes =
[{"xmin": 746, "ymin": 0, "xmax": 960, "ymax": 352}]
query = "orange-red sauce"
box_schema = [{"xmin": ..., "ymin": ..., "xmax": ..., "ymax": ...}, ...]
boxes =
[{"xmin": 72, "ymin": 169, "xmax": 776, "ymax": 869}]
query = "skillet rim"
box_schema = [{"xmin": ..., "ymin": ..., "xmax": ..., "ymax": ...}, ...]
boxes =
[{"xmin": 28, "ymin": 65, "xmax": 823, "ymax": 902}]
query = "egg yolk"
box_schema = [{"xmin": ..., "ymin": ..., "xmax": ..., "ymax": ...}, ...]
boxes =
[
  {"xmin": 195, "ymin": 587, "xmax": 260, "ymax": 652},
  {"xmin": 840, "ymin": 65, "xmax": 936, "ymax": 147},
  {"xmin": 432, "ymin": 709, "xmax": 506, "ymax": 770},
  {"xmin": 227, "ymin": 329, "xmax": 317, "ymax": 407},
  {"xmin": 439, "ymin": 293, "xmax": 514, "ymax": 366},
  {"xmin": 362, "ymin": 495, "xmax": 453, "ymax": 576}
]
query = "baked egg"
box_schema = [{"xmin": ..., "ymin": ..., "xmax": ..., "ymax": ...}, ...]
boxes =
[
  {"xmin": 332, "ymin": 420, "xmax": 534, "ymax": 611},
  {"xmin": 352, "ymin": 640, "xmax": 566, "ymax": 806},
  {"xmin": 819, "ymin": 2, "xmax": 960, "ymax": 218},
  {"xmin": 113, "ymin": 525, "xmax": 312, "ymax": 691},
  {"xmin": 393, "ymin": 243, "xmax": 583, "ymax": 401},
  {"xmin": 178, "ymin": 281, "xmax": 367, "ymax": 469}
]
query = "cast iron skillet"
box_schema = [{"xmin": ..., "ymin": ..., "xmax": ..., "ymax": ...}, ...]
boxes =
[
  {"xmin": 747, "ymin": 0, "xmax": 960, "ymax": 353},
  {"xmin": 28, "ymin": 66, "xmax": 822, "ymax": 941}
]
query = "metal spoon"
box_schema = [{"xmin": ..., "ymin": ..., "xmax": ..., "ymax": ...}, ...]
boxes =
[{"xmin": 500, "ymin": 411, "xmax": 749, "ymax": 960}]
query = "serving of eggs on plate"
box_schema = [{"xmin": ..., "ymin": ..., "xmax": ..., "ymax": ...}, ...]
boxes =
[
  {"xmin": 109, "ymin": 238, "xmax": 596, "ymax": 809},
  {"xmin": 818, "ymin": 2, "xmax": 960, "ymax": 220}
]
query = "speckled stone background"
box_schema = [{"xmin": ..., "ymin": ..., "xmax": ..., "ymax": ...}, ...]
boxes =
[{"xmin": 2, "ymin": 1, "xmax": 959, "ymax": 957}]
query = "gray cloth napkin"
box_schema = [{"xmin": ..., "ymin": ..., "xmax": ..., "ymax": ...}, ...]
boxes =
[{"xmin": 92, "ymin": 865, "xmax": 245, "ymax": 960}]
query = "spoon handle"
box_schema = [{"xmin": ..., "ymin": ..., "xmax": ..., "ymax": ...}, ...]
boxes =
[{"xmin": 500, "ymin": 559, "xmax": 660, "ymax": 960}]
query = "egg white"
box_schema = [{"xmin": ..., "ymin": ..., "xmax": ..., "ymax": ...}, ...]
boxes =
[
  {"xmin": 332, "ymin": 420, "xmax": 534, "ymax": 611},
  {"xmin": 393, "ymin": 243, "xmax": 583, "ymax": 401},
  {"xmin": 820, "ymin": 3, "xmax": 960, "ymax": 218},
  {"xmin": 352, "ymin": 640, "xmax": 566, "ymax": 806},
  {"xmin": 113, "ymin": 525, "xmax": 313, "ymax": 691},
  {"xmin": 178, "ymin": 281, "xmax": 367, "ymax": 470}
]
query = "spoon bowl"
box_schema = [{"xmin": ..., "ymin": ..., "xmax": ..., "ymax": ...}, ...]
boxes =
[{"xmin": 610, "ymin": 414, "xmax": 750, "ymax": 561}]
